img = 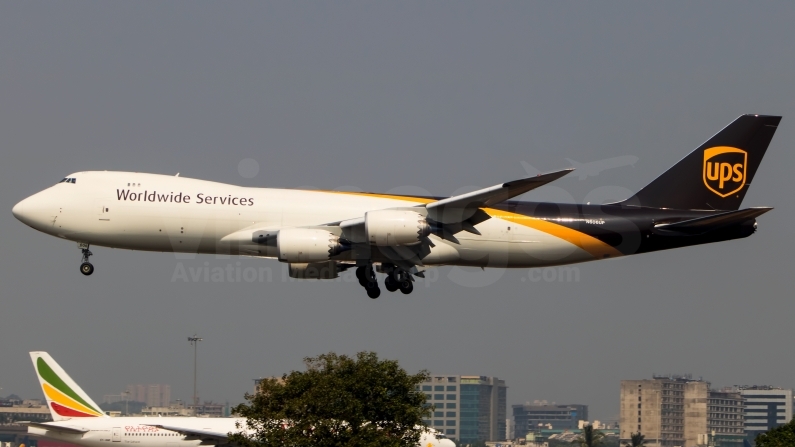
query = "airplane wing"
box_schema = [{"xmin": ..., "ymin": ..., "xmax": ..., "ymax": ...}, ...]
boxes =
[
  {"xmin": 146, "ymin": 424, "xmax": 231, "ymax": 443},
  {"xmin": 425, "ymin": 168, "xmax": 573, "ymax": 223},
  {"xmin": 219, "ymin": 169, "xmax": 572, "ymax": 269},
  {"xmin": 24, "ymin": 421, "xmax": 90, "ymax": 434}
]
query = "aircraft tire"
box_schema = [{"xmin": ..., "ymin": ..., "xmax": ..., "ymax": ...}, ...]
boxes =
[
  {"xmin": 80, "ymin": 262, "xmax": 94, "ymax": 276},
  {"xmin": 367, "ymin": 287, "xmax": 381, "ymax": 299},
  {"xmin": 399, "ymin": 280, "xmax": 413, "ymax": 295},
  {"xmin": 384, "ymin": 277, "xmax": 399, "ymax": 292}
]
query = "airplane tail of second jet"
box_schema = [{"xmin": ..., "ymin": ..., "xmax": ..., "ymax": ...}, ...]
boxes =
[
  {"xmin": 621, "ymin": 114, "xmax": 781, "ymax": 210},
  {"xmin": 30, "ymin": 351, "xmax": 107, "ymax": 420}
]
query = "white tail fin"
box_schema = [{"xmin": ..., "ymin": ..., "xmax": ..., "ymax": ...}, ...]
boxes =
[{"xmin": 29, "ymin": 352, "xmax": 107, "ymax": 420}]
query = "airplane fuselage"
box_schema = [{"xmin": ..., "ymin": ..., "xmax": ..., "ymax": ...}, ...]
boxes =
[
  {"xmin": 29, "ymin": 417, "xmax": 240, "ymax": 447},
  {"xmin": 13, "ymin": 171, "xmax": 758, "ymax": 270},
  {"xmin": 29, "ymin": 416, "xmax": 452, "ymax": 447}
]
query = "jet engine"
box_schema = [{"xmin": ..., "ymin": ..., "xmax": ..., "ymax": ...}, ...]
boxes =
[
  {"xmin": 364, "ymin": 210, "xmax": 431, "ymax": 246},
  {"xmin": 277, "ymin": 228, "xmax": 346, "ymax": 263}
]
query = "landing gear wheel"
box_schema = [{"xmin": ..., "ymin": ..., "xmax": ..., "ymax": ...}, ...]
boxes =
[
  {"xmin": 80, "ymin": 262, "xmax": 94, "ymax": 276},
  {"xmin": 367, "ymin": 287, "xmax": 381, "ymax": 299},
  {"xmin": 399, "ymin": 279, "xmax": 413, "ymax": 295},
  {"xmin": 79, "ymin": 244, "xmax": 94, "ymax": 276},
  {"xmin": 384, "ymin": 276, "xmax": 399, "ymax": 292},
  {"xmin": 357, "ymin": 264, "xmax": 380, "ymax": 298}
]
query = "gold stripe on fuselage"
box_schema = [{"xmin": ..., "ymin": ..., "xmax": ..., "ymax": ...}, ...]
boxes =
[
  {"xmin": 484, "ymin": 208, "xmax": 623, "ymax": 260},
  {"xmin": 323, "ymin": 190, "xmax": 436, "ymax": 204},
  {"xmin": 324, "ymin": 191, "xmax": 622, "ymax": 260}
]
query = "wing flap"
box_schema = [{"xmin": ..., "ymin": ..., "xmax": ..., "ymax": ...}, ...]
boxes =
[{"xmin": 426, "ymin": 169, "xmax": 573, "ymax": 223}]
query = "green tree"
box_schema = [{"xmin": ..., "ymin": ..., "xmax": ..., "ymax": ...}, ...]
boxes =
[
  {"xmin": 755, "ymin": 418, "xmax": 795, "ymax": 447},
  {"xmin": 229, "ymin": 352, "xmax": 433, "ymax": 447},
  {"xmin": 623, "ymin": 432, "xmax": 645, "ymax": 447},
  {"xmin": 572, "ymin": 424, "xmax": 605, "ymax": 447}
]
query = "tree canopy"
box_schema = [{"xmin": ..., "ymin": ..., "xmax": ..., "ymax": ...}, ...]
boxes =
[
  {"xmin": 572, "ymin": 424, "xmax": 605, "ymax": 447},
  {"xmin": 623, "ymin": 432, "xmax": 645, "ymax": 447},
  {"xmin": 755, "ymin": 419, "xmax": 795, "ymax": 447},
  {"xmin": 229, "ymin": 352, "xmax": 433, "ymax": 447}
]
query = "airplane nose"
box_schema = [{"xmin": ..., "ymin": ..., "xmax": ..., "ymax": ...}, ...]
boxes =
[
  {"xmin": 12, "ymin": 199, "xmax": 25, "ymax": 220},
  {"xmin": 12, "ymin": 193, "xmax": 52, "ymax": 229}
]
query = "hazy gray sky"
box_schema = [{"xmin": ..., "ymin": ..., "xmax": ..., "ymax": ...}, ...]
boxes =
[{"xmin": 2, "ymin": 2, "xmax": 794, "ymax": 420}]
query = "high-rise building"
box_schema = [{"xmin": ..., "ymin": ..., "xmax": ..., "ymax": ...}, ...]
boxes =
[
  {"xmin": 512, "ymin": 402, "xmax": 588, "ymax": 439},
  {"xmin": 620, "ymin": 376, "xmax": 744, "ymax": 447},
  {"xmin": 160, "ymin": 385, "xmax": 171, "ymax": 409},
  {"xmin": 706, "ymin": 389, "xmax": 744, "ymax": 444},
  {"xmin": 126, "ymin": 384, "xmax": 147, "ymax": 402},
  {"xmin": 418, "ymin": 375, "xmax": 507, "ymax": 444},
  {"xmin": 146, "ymin": 385, "xmax": 161, "ymax": 407},
  {"xmin": 737, "ymin": 386, "xmax": 793, "ymax": 442},
  {"xmin": 125, "ymin": 384, "xmax": 171, "ymax": 407}
]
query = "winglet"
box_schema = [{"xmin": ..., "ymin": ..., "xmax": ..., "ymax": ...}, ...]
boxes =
[
  {"xmin": 427, "ymin": 168, "xmax": 573, "ymax": 224},
  {"xmin": 29, "ymin": 352, "xmax": 107, "ymax": 420}
]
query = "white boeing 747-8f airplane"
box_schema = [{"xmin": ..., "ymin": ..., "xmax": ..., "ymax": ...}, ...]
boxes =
[
  {"xmin": 11, "ymin": 115, "xmax": 782, "ymax": 297},
  {"xmin": 25, "ymin": 352, "xmax": 453, "ymax": 447}
]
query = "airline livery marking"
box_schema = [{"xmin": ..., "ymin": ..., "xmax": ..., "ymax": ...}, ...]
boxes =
[
  {"xmin": 43, "ymin": 383, "xmax": 103, "ymax": 417},
  {"xmin": 703, "ymin": 146, "xmax": 747, "ymax": 198},
  {"xmin": 485, "ymin": 208, "xmax": 624, "ymax": 259},
  {"xmin": 37, "ymin": 357, "xmax": 103, "ymax": 416},
  {"xmin": 115, "ymin": 189, "xmax": 255, "ymax": 206}
]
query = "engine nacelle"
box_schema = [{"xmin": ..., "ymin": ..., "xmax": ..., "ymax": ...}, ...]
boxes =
[
  {"xmin": 277, "ymin": 228, "xmax": 345, "ymax": 263},
  {"xmin": 364, "ymin": 210, "xmax": 431, "ymax": 246},
  {"xmin": 288, "ymin": 261, "xmax": 342, "ymax": 280}
]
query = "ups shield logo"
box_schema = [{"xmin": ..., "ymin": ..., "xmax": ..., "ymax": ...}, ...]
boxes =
[{"xmin": 703, "ymin": 146, "xmax": 747, "ymax": 198}]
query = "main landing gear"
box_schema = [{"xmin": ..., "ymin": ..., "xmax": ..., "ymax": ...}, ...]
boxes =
[
  {"xmin": 384, "ymin": 270, "xmax": 413, "ymax": 295},
  {"xmin": 78, "ymin": 243, "xmax": 94, "ymax": 276},
  {"xmin": 357, "ymin": 264, "xmax": 414, "ymax": 298},
  {"xmin": 356, "ymin": 265, "xmax": 380, "ymax": 299}
]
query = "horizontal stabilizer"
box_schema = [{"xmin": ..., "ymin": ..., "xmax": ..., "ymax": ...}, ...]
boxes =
[
  {"xmin": 654, "ymin": 207, "xmax": 772, "ymax": 234},
  {"xmin": 427, "ymin": 169, "xmax": 573, "ymax": 223},
  {"xmin": 24, "ymin": 422, "xmax": 90, "ymax": 434}
]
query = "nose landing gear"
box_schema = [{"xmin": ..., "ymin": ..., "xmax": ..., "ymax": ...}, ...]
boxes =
[{"xmin": 78, "ymin": 243, "xmax": 94, "ymax": 276}]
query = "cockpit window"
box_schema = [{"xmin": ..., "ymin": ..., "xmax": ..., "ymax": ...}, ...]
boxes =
[{"xmin": 59, "ymin": 178, "xmax": 77, "ymax": 184}]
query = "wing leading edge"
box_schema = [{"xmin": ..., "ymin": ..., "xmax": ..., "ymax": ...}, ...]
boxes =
[{"xmin": 425, "ymin": 168, "xmax": 574, "ymax": 223}]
